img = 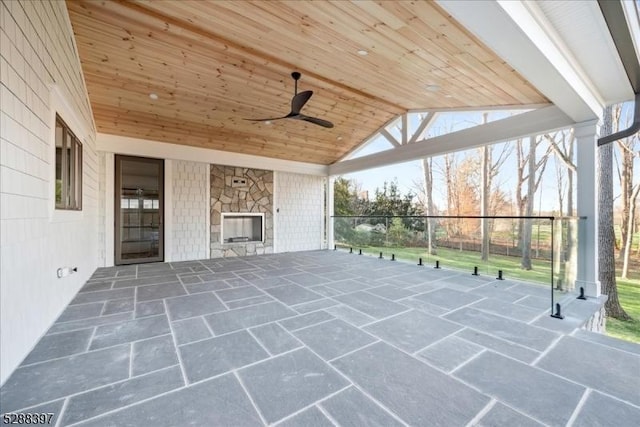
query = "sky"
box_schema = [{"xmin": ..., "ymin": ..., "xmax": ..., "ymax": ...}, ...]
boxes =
[{"xmin": 339, "ymin": 105, "xmax": 638, "ymax": 214}]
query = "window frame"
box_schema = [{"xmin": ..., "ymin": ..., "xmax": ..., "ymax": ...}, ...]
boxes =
[{"xmin": 55, "ymin": 114, "xmax": 83, "ymax": 210}]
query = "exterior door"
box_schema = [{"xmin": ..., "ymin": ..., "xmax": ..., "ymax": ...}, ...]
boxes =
[{"xmin": 115, "ymin": 155, "xmax": 164, "ymax": 265}]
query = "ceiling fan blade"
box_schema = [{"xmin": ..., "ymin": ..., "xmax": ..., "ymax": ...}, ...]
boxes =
[
  {"xmin": 243, "ymin": 116, "xmax": 288, "ymax": 122},
  {"xmin": 245, "ymin": 74, "xmax": 331, "ymax": 128},
  {"xmin": 291, "ymin": 90, "xmax": 313, "ymax": 115},
  {"xmin": 299, "ymin": 115, "xmax": 334, "ymax": 128}
]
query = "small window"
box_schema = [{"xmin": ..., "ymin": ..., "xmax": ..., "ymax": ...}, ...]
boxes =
[{"xmin": 55, "ymin": 115, "xmax": 82, "ymax": 210}]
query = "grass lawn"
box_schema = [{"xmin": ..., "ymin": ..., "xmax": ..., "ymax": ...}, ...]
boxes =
[
  {"xmin": 339, "ymin": 244, "xmax": 553, "ymax": 284},
  {"xmin": 606, "ymin": 278, "xmax": 640, "ymax": 343}
]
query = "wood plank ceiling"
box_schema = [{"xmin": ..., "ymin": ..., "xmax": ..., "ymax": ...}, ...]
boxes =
[{"xmin": 67, "ymin": 0, "xmax": 549, "ymax": 165}]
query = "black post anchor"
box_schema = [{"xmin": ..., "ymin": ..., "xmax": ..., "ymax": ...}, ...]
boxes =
[
  {"xmin": 577, "ymin": 287, "xmax": 587, "ymax": 300},
  {"xmin": 434, "ymin": 260, "xmax": 440, "ymax": 269},
  {"xmin": 496, "ymin": 270, "xmax": 504, "ymax": 280},
  {"xmin": 418, "ymin": 258, "xmax": 423, "ymax": 266},
  {"xmin": 333, "ymin": 245, "xmax": 336, "ymax": 251},
  {"xmin": 391, "ymin": 254, "xmax": 396, "ymax": 261},
  {"xmin": 358, "ymin": 249, "xmax": 362, "ymax": 255},
  {"xmin": 379, "ymin": 252, "xmax": 383, "ymax": 259},
  {"xmin": 551, "ymin": 303, "xmax": 564, "ymax": 319},
  {"xmin": 349, "ymin": 247, "xmax": 353, "ymax": 254},
  {"xmin": 472, "ymin": 266, "xmax": 479, "ymax": 276}
]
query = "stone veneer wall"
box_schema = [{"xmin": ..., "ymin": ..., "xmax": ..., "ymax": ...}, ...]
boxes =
[
  {"xmin": 584, "ymin": 305, "xmax": 606, "ymax": 333},
  {"xmin": 210, "ymin": 165, "xmax": 273, "ymax": 257}
]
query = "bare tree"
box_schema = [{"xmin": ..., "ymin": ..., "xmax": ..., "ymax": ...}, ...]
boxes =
[
  {"xmin": 599, "ymin": 105, "xmax": 630, "ymax": 320},
  {"xmin": 479, "ymin": 139, "xmax": 513, "ymax": 261},
  {"xmin": 443, "ymin": 153, "xmax": 459, "ymax": 236},
  {"xmin": 616, "ymin": 133, "xmax": 639, "ymax": 273},
  {"xmin": 544, "ymin": 129, "xmax": 577, "ymax": 290},
  {"xmin": 421, "ymin": 157, "xmax": 437, "ymax": 254},
  {"xmin": 516, "ymin": 136, "xmax": 551, "ymax": 270},
  {"xmin": 613, "ymin": 105, "xmax": 636, "ymax": 260},
  {"xmin": 622, "ymin": 183, "xmax": 640, "ymax": 278}
]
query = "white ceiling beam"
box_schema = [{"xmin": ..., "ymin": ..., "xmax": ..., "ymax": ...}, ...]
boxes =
[
  {"xmin": 437, "ymin": 0, "xmax": 603, "ymax": 122},
  {"xmin": 409, "ymin": 113, "xmax": 437, "ymax": 144},
  {"xmin": 329, "ymin": 106, "xmax": 574, "ymax": 175},
  {"xmin": 406, "ymin": 103, "xmax": 551, "ymax": 114},
  {"xmin": 97, "ymin": 133, "xmax": 329, "ymax": 176},
  {"xmin": 337, "ymin": 116, "xmax": 400, "ymax": 162},
  {"xmin": 401, "ymin": 114, "xmax": 408, "ymax": 144},
  {"xmin": 379, "ymin": 128, "xmax": 401, "ymax": 148}
]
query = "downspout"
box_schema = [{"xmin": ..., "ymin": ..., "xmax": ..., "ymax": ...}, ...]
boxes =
[
  {"xmin": 597, "ymin": 92, "xmax": 640, "ymax": 146},
  {"xmin": 597, "ymin": 0, "xmax": 640, "ymax": 145}
]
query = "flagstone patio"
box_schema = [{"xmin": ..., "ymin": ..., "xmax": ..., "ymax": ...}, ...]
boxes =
[{"xmin": 1, "ymin": 251, "xmax": 638, "ymax": 426}]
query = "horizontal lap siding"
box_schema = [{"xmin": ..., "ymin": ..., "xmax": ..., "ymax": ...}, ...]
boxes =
[{"xmin": 0, "ymin": 1, "xmax": 97, "ymax": 384}]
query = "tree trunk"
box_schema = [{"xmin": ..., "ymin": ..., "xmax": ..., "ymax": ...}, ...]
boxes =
[
  {"xmin": 565, "ymin": 168, "xmax": 577, "ymax": 291},
  {"xmin": 622, "ymin": 184, "xmax": 640, "ymax": 278},
  {"xmin": 444, "ymin": 154, "xmax": 455, "ymax": 236},
  {"xmin": 599, "ymin": 105, "xmax": 630, "ymax": 320},
  {"xmin": 481, "ymin": 145, "xmax": 490, "ymax": 261},
  {"xmin": 521, "ymin": 136, "xmax": 536, "ymax": 270},
  {"xmin": 618, "ymin": 138, "xmax": 633, "ymax": 259},
  {"xmin": 421, "ymin": 157, "xmax": 436, "ymax": 255},
  {"xmin": 516, "ymin": 139, "xmax": 526, "ymax": 252}
]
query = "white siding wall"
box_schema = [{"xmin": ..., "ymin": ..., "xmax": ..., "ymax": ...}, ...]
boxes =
[
  {"xmin": 274, "ymin": 172, "xmax": 324, "ymax": 252},
  {"xmin": 0, "ymin": 1, "xmax": 97, "ymax": 385},
  {"xmin": 172, "ymin": 160, "xmax": 208, "ymax": 261}
]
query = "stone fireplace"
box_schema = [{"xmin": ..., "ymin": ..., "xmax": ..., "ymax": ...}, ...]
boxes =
[
  {"xmin": 221, "ymin": 213, "xmax": 264, "ymax": 244},
  {"xmin": 210, "ymin": 165, "xmax": 273, "ymax": 257}
]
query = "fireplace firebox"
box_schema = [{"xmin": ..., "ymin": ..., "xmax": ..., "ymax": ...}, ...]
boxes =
[{"xmin": 221, "ymin": 213, "xmax": 264, "ymax": 244}]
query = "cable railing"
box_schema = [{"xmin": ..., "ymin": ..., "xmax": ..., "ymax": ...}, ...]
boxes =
[{"xmin": 331, "ymin": 215, "xmax": 582, "ymax": 318}]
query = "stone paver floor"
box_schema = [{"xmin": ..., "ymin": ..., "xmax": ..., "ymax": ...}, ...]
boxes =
[{"xmin": 1, "ymin": 250, "xmax": 639, "ymax": 426}]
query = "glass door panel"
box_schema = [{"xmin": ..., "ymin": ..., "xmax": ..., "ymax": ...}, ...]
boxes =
[{"xmin": 115, "ymin": 155, "xmax": 164, "ymax": 264}]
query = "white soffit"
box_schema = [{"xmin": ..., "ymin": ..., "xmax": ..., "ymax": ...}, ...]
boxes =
[
  {"xmin": 536, "ymin": 0, "xmax": 633, "ymax": 105},
  {"xmin": 96, "ymin": 133, "xmax": 328, "ymax": 176},
  {"xmin": 622, "ymin": 0, "xmax": 640, "ymax": 74},
  {"xmin": 437, "ymin": 0, "xmax": 603, "ymax": 122}
]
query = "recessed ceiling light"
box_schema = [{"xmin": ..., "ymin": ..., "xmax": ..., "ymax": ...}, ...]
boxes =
[
  {"xmin": 264, "ymin": 120, "xmax": 272, "ymax": 125},
  {"xmin": 337, "ymin": 136, "xmax": 343, "ymax": 141},
  {"xmin": 357, "ymin": 49, "xmax": 368, "ymax": 56},
  {"xmin": 149, "ymin": 93, "xmax": 159, "ymax": 100},
  {"xmin": 426, "ymin": 85, "xmax": 441, "ymax": 93}
]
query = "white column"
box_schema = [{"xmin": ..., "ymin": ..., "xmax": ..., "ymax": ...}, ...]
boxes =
[
  {"xmin": 164, "ymin": 160, "xmax": 173, "ymax": 263},
  {"xmin": 205, "ymin": 164, "xmax": 211, "ymax": 259},
  {"xmin": 326, "ymin": 177, "xmax": 335, "ymax": 250},
  {"xmin": 273, "ymin": 171, "xmax": 278, "ymax": 253},
  {"xmin": 105, "ymin": 153, "xmax": 115, "ymax": 267},
  {"xmin": 574, "ymin": 119, "xmax": 600, "ymax": 297}
]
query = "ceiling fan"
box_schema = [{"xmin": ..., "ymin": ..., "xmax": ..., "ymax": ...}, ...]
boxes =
[{"xmin": 245, "ymin": 72, "xmax": 334, "ymax": 128}]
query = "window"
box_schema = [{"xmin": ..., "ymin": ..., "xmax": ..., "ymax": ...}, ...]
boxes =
[{"xmin": 55, "ymin": 115, "xmax": 82, "ymax": 210}]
